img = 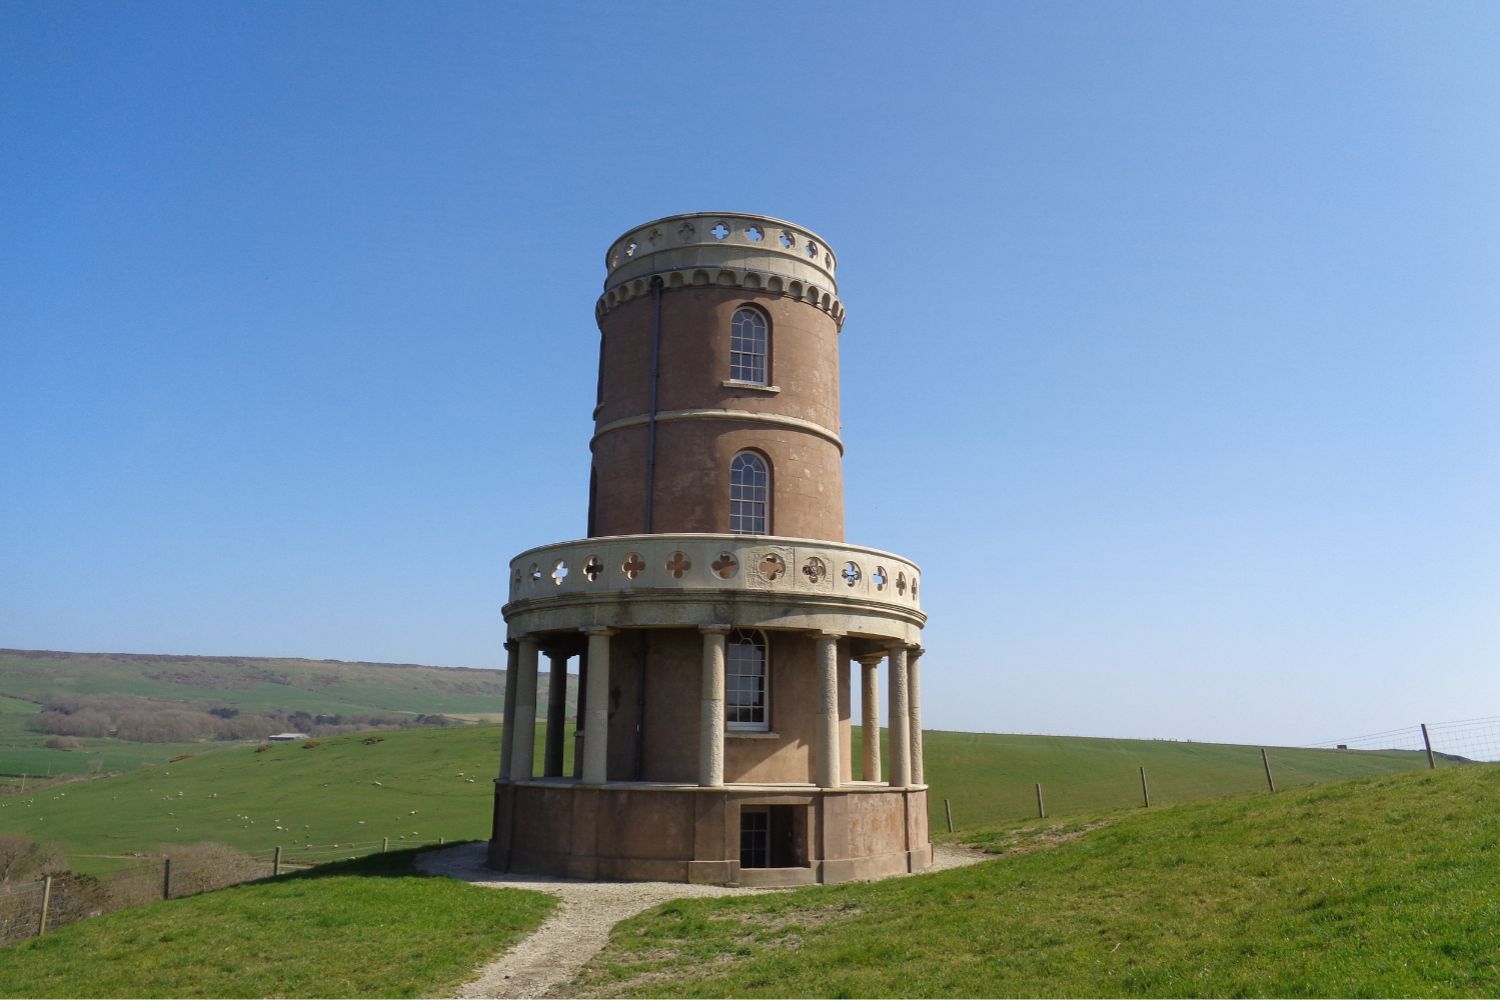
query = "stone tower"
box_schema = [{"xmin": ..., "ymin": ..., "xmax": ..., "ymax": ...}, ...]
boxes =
[{"xmin": 490, "ymin": 212, "xmax": 930, "ymax": 886}]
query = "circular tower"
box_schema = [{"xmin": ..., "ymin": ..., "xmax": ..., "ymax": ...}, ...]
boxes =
[{"xmin": 491, "ymin": 213, "xmax": 930, "ymax": 886}]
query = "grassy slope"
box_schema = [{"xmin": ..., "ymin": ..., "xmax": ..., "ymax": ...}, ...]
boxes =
[
  {"xmin": 0, "ymin": 649, "xmax": 511, "ymax": 716},
  {"xmin": 0, "ymin": 849, "xmax": 555, "ymax": 998},
  {"xmin": 580, "ymin": 765, "xmax": 1500, "ymax": 998},
  {"xmin": 0, "ymin": 648, "xmax": 571, "ymax": 781},
  {"xmin": 0, "ymin": 726, "xmax": 532, "ymax": 872},
  {"xmin": 0, "ymin": 723, "xmax": 1425, "ymax": 875},
  {"xmin": 865, "ymin": 728, "xmax": 1435, "ymax": 834}
]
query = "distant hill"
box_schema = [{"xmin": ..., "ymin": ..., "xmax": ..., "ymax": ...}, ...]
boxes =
[
  {"xmin": 0, "ymin": 649, "xmax": 571, "ymax": 784},
  {"xmin": 0, "ymin": 649, "xmax": 518, "ymax": 717}
]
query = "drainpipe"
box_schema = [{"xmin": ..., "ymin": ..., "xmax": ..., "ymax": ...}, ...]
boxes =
[{"xmin": 644, "ymin": 276, "xmax": 663, "ymax": 533}]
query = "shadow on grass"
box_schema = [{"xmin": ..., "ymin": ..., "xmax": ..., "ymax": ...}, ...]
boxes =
[{"xmin": 252, "ymin": 840, "xmax": 479, "ymax": 885}]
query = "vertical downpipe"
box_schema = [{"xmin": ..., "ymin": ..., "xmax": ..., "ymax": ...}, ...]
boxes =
[{"xmin": 644, "ymin": 276, "xmax": 663, "ymax": 533}]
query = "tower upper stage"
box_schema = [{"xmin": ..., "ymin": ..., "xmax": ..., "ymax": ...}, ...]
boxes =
[{"xmin": 590, "ymin": 212, "xmax": 850, "ymax": 541}]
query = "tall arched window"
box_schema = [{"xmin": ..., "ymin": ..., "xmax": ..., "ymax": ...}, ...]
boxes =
[
  {"xmin": 726, "ymin": 629, "xmax": 769, "ymax": 731},
  {"xmin": 730, "ymin": 451, "xmax": 770, "ymax": 535},
  {"xmin": 729, "ymin": 307, "xmax": 768, "ymax": 385}
]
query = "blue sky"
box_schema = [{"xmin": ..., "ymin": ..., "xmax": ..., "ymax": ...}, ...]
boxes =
[{"xmin": 3, "ymin": 2, "xmax": 1496, "ymax": 747}]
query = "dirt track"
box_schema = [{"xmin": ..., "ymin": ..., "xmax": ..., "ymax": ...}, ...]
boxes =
[{"xmin": 417, "ymin": 842, "xmax": 988, "ymax": 999}]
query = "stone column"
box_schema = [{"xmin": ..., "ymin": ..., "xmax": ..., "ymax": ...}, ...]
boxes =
[
  {"xmin": 581, "ymin": 628, "xmax": 615, "ymax": 785},
  {"xmin": 508, "ymin": 638, "xmax": 540, "ymax": 781},
  {"xmin": 886, "ymin": 645, "xmax": 911, "ymax": 788},
  {"xmin": 814, "ymin": 632, "xmax": 842, "ymax": 789},
  {"xmin": 908, "ymin": 646, "xmax": 925, "ymax": 786},
  {"xmin": 572, "ymin": 648, "xmax": 588, "ymax": 779},
  {"xmin": 858, "ymin": 655, "xmax": 882, "ymax": 782},
  {"xmin": 698, "ymin": 626, "xmax": 729, "ymax": 787},
  {"xmin": 543, "ymin": 650, "xmax": 569, "ymax": 777},
  {"xmin": 498, "ymin": 639, "xmax": 519, "ymax": 781}
]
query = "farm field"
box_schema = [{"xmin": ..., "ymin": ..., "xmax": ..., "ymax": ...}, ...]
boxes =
[
  {"xmin": 0, "ymin": 848, "xmax": 555, "ymax": 998},
  {"xmin": 577, "ymin": 765, "xmax": 1500, "ymax": 998},
  {"xmin": 908, "ymin": 728, "xmax": 1437, "ymax": 831},
  {"xmin": 0, "ymin": 649, "xmax": 514, "ymax": 717},
  {"xmin": 0, "ymin": 648, "xmax": 574, "ymax": 789},
  {"xmin": 0, "ymin": 722, "xmax": 1429, "ymax": 876}
]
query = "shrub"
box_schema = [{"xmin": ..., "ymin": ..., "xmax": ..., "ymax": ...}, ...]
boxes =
[
  {"xmin": 161, "ymin": 842, "xmax": 266, "ymax": 898},
  {"xmin": 302, "ymin": 740, "xmax": 321, "ymax": 749}
]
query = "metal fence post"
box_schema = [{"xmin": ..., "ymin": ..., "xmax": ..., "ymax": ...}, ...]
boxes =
[{"xmin": 162, "ymin": 858, "xmax": 172, "ymax": 900}]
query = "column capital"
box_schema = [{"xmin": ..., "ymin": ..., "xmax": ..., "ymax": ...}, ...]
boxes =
[
  {"xmin": 580, "ymin": 627, "xmax": 617, "ymax": 637},
  {"xmin": 698, "ymin": 624, "xmax": 733, "ymax": 635},
  {"xmin": 886, "ymin": 641, "xmax": 918, "ymax": 653},
  {"xmin": 908, "ymin": 646, "xmax": 926, "ymax": 660},
  {"xmin": 856, "ymin": 653, "xmax": 886, "ymax": 667},
  {"xmin": 813, "ymin": 629, "xmax": 845, "ymax": 641}
]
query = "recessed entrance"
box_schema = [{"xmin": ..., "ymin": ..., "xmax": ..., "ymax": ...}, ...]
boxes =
[{"xmin": 740, "ymin": 805, "xmax": 806, "ymax": 869}]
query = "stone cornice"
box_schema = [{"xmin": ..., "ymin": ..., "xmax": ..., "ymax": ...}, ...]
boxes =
[{"xmin": 595, "ymin": 264, "xmax": 845, "ymax": 331}]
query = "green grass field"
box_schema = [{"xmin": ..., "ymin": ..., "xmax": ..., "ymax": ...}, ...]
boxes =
[
  {"xmin": 0, "ymin": 848, "xmax": 555, "ymax": 998},
  {"xmin": 907, "ymin": 729, "xmax": 1436, "ymax": 832},
  {"xmin": 0, "ymin": 649, "xmax": 513, "ymax": 717},
  {"xmin": 0, "ymin": 722, "xmax": 1430, "ymax": 878},
  {"xmin": 577, "ymin": 765, "xmax": 1500, "ymax": 997}
]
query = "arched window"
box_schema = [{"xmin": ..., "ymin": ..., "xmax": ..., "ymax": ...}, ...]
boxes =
[
  {"xmin": 726, "ymin": 629, "xmax": 768, "ymax": 731},
  {"xmin": 729, "ymin": 307, "xmax": 768, "ymax": 385},
  {"xmin": 730, "ymin": 451, "xmax": 770, "ymax": 535}
]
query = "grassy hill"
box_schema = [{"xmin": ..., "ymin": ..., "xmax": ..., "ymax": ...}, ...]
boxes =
[
  {"xmin": 0, "ymin": 649, "xmax": 576, "ymax": 786},
  {"xmin": 0, "ymin": 722, "xmax": 1434, "ymax": 875},
  {"xmin": 0, "ymin": 726, "xmax": 511, "ymax": 872},
  {"xmin": 578, "ymin": 765, "xmax": 1500, "ymax": 997},
  {"xmin": 0, "ymin": 849, "xmax": 554, "ymax": 998},
  {"xmin": 910, "ymin": 729, "xmax": 1437, "ymax": 830},
  {"xmin": 0, "ymin": 649, "xmax": 511, "ymax": 716},
  {"xmin": 2, "ymin": 764, "xmax": 1493, "ymax": 997}
]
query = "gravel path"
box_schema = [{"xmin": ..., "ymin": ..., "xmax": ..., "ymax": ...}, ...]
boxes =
[{"xmin": 418, "ymin": 842, "xmax": 989, "ymax": 1000}]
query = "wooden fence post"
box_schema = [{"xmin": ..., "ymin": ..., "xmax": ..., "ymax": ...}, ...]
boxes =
[
  {"xmin": 438, "ymin": 836, "xmax": 445, "ymax": 846},
  {"xmin": 1261, "ymin": 749, "xmax": 1276, "ymax": 793},
  {"xmin": 1140, "ymin": 766, "xmax": 1150, "ymax": 808},
  {"xmin": 1421, "ymin": 723, "xmax": 1436, "ymax": 769},
  {"xmin": 162, "ymin": 858, "xmax": 172, "ymax": 900},
  {"xmin": 1035, "ymin": 783, "xmax": 1046, "ymax": 819},
  {"xmin": 273, "ymin": 846, "xmax": 282, "ymax": 877},
  {"xmin": 381, "ymin": 837, "xmax": 389, "ymax": 853},
  {"xmin": 944, "ymin": 798, "xmax": 954, "ymax": 833},
  {"xmin": 37, "ymin": 875, "xmax": 52, "ymax": 936}
]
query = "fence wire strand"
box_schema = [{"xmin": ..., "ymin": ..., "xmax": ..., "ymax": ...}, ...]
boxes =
[{"xmin": 1307, "ymin": 715, "xmax": 1500, "ymax": 762}]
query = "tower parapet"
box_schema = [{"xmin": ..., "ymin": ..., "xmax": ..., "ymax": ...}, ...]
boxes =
[{"xmin": 598, "ymin": 212, "xmax": 844, "ymax": 328}]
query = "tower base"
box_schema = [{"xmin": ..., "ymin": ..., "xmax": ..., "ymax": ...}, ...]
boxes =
[{"xmin": 488, "ymin": 780, "xmax": 930, "ymax": 887}]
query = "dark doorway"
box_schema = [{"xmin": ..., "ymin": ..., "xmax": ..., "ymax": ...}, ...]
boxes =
[{"xmin": 739, "ymin": 805, "xmax": 805, "ymax": 868}]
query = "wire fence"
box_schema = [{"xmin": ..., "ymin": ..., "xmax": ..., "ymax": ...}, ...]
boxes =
[
  {"xmin": 0, "ymin": 835, "xmax": 454, "ymax": 948},
  {"xmin": 1305, "ymin": 716, "xmax": 1500, "ymax": 763}
]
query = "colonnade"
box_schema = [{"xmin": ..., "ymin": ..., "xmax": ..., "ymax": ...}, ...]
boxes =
[{"xmin": 498, "ymin": 629, "xmax": 925, "ymax": 789}]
